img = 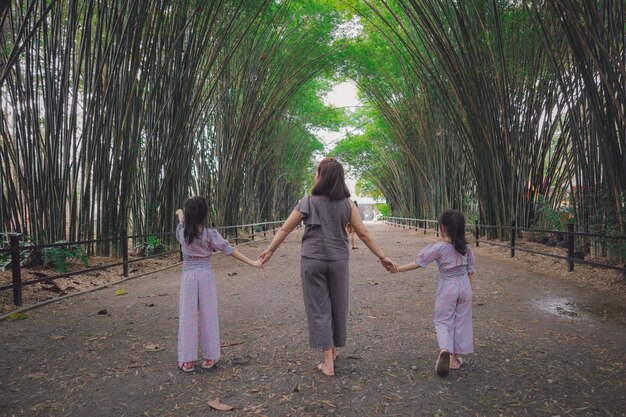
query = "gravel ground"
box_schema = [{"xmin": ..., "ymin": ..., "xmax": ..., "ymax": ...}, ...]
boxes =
[{"xmin": 1, "ymin": 223, "xmax": 624, "ymax": 417}]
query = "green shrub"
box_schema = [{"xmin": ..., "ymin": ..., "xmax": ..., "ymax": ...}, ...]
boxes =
[
  {"xmin": 0, "ymin": 252, "xmax": 10, "ymax": 271},
  {"xmin": 134, "ymin": 235, "xmax": 167, "ymax": 257},
  {"xmin": 0, "ymin": 234, "xmax": 35, "ymax": 271},
  {"xmin": 375, "ymin": 203, "xmax": 391, "ymax": 217},
  {"xmin": 42, "ymin": 242, "xmax": 88, "ymax": 273},
  {"xmin": 533, "ymin": 196, "xmax": 573, "ymax": 230}
]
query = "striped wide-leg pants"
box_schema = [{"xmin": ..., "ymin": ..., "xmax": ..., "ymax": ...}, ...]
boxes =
[
  {"xmin": 177, "ymin": 264, "xmax": 220, "ymax": 364},
  {"xmin": 433, "ymin": 275, "xmax": 473, "ymax": 355}
]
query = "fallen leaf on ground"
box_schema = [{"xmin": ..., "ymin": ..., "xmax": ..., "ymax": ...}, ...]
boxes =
[
  {"xmin": 50, "ymin": 335, "xmax": 65, "ymax": 340},
  {"xmin": 7, "ymin": 312, "xmax": 28, "ymax": 321},
  {"xmin": 208, "ymin": 399, "xmax": 234, "ymax": 411},
  {"xmin": 115, "ymin": 289, "xmax": 128, "ymax": 296},
  {"xmin": 143, "ymin": 343, "xmax": 163, "ymax": 352},
  {"xmin": 231, "ymin": 356, "xmax": 249, "ymax": 365}
]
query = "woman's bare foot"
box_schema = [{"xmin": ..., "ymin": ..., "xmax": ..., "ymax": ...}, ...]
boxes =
[
  {"xmin": 315, "ymin": 362, "xmax": 334, "ymax": 376},
  {"xmin": 314, "ymin": 348, "xmax": 335, "ymax": 376},
  {"xmin": 332, "ymin": 347, "xmax": 339, "ymax": 361}
]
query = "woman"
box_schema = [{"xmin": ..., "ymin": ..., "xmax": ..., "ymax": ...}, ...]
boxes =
[{"xmin": 259, "ymin": 157, "xmax": 397, "ymax": 376}]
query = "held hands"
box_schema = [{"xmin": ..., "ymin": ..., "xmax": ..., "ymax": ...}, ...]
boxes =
[
  {"xmin": 251, "ymin": 259, "xmax": 264, "ymax": 269},
  {"xmin": 258, "ymin": 248, "xmax": 274, "ymax": 266},
  {"xmin": 380, "ymin": 256, "xmax": 399, "ymax": 273}
]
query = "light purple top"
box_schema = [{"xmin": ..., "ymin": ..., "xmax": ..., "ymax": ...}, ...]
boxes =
[
  {"xmin": 176, "ymin": 223, "xmax": 234, "ymax": 259},
  {"xmin": 416, "ymin": 241, "xmax": 475, "ymax": 278}
]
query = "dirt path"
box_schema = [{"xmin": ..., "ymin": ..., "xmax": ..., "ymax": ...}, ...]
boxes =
[{"xmin": 1, "ymin": 224, "xmax": 624, "ymax": 417}]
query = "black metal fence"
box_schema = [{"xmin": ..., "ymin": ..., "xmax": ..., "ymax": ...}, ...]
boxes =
[
  {"xmin": 380, "ymin": 216, "xmax": 626, "ymax": 279},
  {"xmin": 0, "ymin": 220, "xmax": 285, "ymax": 307}
]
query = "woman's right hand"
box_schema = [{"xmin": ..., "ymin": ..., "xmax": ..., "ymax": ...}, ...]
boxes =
[{"xmin": 259, "ymin": 249, "xmax": 274, "ymax": 265}]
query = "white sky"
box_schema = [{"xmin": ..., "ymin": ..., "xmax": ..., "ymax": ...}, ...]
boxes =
[
  {"xmin": 313, "ymin": 80, "xmax": 369, "ymax": 200},
  {"xmin": 314, "ymin": 80, "xmax": 360, "ymax": 152}
]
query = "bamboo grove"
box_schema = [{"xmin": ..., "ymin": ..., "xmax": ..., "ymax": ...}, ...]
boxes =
[
  {"xmin": 334, "ymin": 0, "xmax": 625, "ymax": 240},
  {"xmin": 1, "ymin": 0, "xmax": 624, "ymax": 257},
  {"xmin": 0, "ymin": 0, "xmax": 344, "ymax": 249}
]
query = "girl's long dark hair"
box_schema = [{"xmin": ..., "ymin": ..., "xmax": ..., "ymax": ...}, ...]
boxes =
[
  {"xmin": 183, "ymin": 196, "xmax": 209, "ymax": 245},
  {"xmin": 311, "ymin": 157, "xmax": 350, "ymax": 200},
  {"xmin": 439, "ymin": 210, "xmax": 468, "ymax": 255}
]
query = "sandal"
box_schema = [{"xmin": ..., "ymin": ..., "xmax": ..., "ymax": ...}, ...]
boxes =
[
  {"xmin": 315, "ymin": 362, "xmax": 334, "ymax": 376},
  {"xmin": 435, "ymin": 351, "xmax": 450, "ymax": 377},
  {"xmin": 450, "ymin": 356, "xmax": 464, "ymax": 370},
  {"xmin": 179, "ymin": 362, "xmax": 195, "ymax": 373},
  {"xmin": 201, "ymin": 359, "xmax": 217, "ymax": 369}
]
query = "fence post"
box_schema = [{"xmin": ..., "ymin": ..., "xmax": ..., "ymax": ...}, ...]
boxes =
[
  {"xmin": 475, "ymin": 220, "xmax": 479, "ymax": 247},
  {"xmin": 251, "ymin": 225, "xmax": 255, "ymax": 241},
  {"xmin": 122, "ymin": 228, "xmax": 129, "ymax": 278},
  {"xmin": 9, "ymin": 234, "xmax": 22, "ymax": 306},
  {"xmin": 424, "ymin": 220, "xmax": 426, "ymax": 234},
  {"xmin": 567, "ymin": 222, "xmax": 575, "ymax": 272},
  {"xmin": 263, "ymin": 221, "xmax": 266, "ymax": 238},
  {"xmin": 235, "ymin": 227, "xmax": 238, "ymax": 245},
  {"xmin": 511, "ymin": 221, "xmax": 516, "ymax": 257},
  {"xmin": 436, "ymin": 222, "xmax": 439, "ymax": 237}
]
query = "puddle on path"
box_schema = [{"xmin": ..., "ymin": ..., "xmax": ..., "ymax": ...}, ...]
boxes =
[{"xmin": 536, "ymin": 297, "xmax": 626, "ymax": 325}]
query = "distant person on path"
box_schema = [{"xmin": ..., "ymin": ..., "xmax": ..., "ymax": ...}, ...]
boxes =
[
  {"xmin": 346, "ymin": 200, "xmax": 359, "ymax": 249},
  {"xmin": 258, "ymin": 157, "xmax": 398, "ymax": 376},
  {"xmin": 392, "ymin": 210, "xmax": 475, "ymax": 377},
  {"xmin": 175, "ymin": 197, "xmax": 262, "ymax": 373}
]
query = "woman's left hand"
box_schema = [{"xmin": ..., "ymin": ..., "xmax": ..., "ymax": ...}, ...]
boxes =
[{"xmin": 380, "ymin": 257, "xmax": 399, "ymax": 272}]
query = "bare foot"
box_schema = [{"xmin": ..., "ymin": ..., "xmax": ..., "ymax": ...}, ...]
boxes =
[
  {"xmin": 332, "ymin": 347, "xmax": 339, "ymax": 361},
  {"xmin": 315, "ymin": 362, "xmax": 334, "ymax": 376}
]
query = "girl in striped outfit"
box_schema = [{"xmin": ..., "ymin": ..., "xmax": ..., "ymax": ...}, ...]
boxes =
[{"xmin": 175, "ymin": 197, "xmax": 262, "ymax": 372}]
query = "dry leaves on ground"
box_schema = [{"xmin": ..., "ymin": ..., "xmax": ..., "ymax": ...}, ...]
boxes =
[{"xmin": 208, "ymin": 399, "xmax": 234, "ymax": 411}]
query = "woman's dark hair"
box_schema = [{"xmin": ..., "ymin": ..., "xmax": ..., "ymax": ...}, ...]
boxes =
[
  {"xmin": 183, "ymin": 196, "xmax": 209, "ymax": 245},
  {"xmin": 311, "ymin": 157, "xmax": 350, "ymax": 200},
  {"xmin": 438, "ymin": 210, "xmax": 467, "ymax": 255}
]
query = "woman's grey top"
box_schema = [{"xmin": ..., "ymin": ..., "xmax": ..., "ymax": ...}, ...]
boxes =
[{"xmin": 295, "ymin": 196, "xmax": 352, "ymax": 260}]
